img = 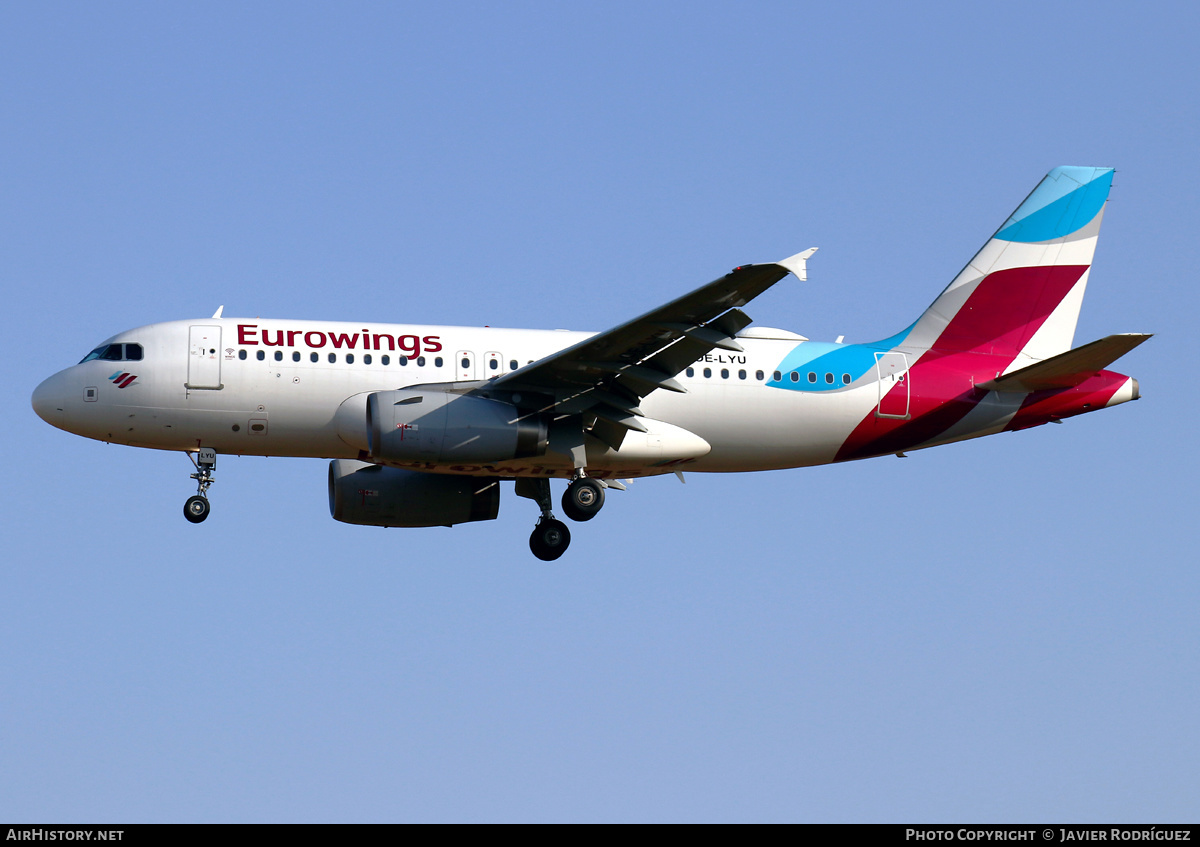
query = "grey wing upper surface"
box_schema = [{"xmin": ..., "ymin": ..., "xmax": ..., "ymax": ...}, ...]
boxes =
[{"xmin": 484, "ymin": 249, "xmax": 816, "ymax": 449}]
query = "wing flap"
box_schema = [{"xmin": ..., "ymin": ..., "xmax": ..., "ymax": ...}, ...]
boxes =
[
  {"xmin": 556, "ymin": 389, "xmax": 643, "ymax": 417},
  {"xmin": 655, "ymin": 321, "xmax": 745, "ymax": 352},
  {"xmin": 586, "ymin": 415, "xmax": 630, "ymax": 451},
  {"xmin": 583, "ymin": 362, "xmax": 687, "ymax": 394},
  {"xmin": 590, "ymin": 406, "xmax": 649, "ymax": 433}
]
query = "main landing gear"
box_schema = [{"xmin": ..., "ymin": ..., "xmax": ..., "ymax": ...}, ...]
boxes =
[
  {"xmin": 516, "ymin": 478, "xmax": 570, "ymax": 561},
  {"xmin": 530, "ymin": 516, "xmax": 571, "ymax": 561},
  {"xmin": 562, "ymin": 476, "xmax": 605, "ymax": 522},
  {"xmin": 183, "ymin": 447, "xmax": 217, "ymax": 524},
  {"xmin": 516, "ymin": 474, "xmax": 608, "ymax": 561}
]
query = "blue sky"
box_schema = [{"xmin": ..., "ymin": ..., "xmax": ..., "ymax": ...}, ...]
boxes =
[{"xmin": 3, "ymin": 1, "xmax": 1196, "ymax": 822}]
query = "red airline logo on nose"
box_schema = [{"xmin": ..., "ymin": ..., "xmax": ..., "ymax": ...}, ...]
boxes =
[{"xmin": 108, "ymin": 371, "xmax": 138, "ymax": 388}]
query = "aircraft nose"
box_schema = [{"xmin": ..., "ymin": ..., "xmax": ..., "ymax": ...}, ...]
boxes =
[{"xmin": 32, "ymin": 372, "xmax": 68, "ymax": 428}]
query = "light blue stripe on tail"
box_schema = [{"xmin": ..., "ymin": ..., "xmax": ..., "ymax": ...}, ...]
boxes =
[{"xmin": 995, "ymin": 166, "xmax": 1113, "ymax": 243}]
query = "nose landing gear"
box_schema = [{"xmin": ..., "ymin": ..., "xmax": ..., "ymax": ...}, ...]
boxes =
[{"xmin": 183, "ymin": 447, "xmax": 216, "ymax": 524}]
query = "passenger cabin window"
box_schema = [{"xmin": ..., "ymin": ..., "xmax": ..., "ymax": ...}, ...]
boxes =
[
  {"xmin": 756, "ymin": 370, "xmax": 765, "ymax": 381},
  {"xmin": 686, "ymin": 367, "xmax": 695, "ymax": 377},
  {"xmin": 382, "ymin": 355, "xmax": 390, "ymax": 365},
  {"xmin": 364, "ymin": 354, "xmax": 372, "ymax": 365},
  {"xmin": 328, "ymin": 353, "xmax": 337, "ymax": 363},
  {"xmin": 310, "ymin": 352, "xmax": 319, "ymax": 362},
  {"xmin": 274, "ymin": 351, "xmax": 283, "ymax": 361},
  {"xmin": 239, "ymin": 350, "xmax": 247, "ymax": 360},
  {"xmin": 416, "ymin": 356, "xmax": 426, "ymax": 367},
  {"xmin": 773, "ymin": 371, "xmax": 782, "ymax": 381},
  {"xmin": 434, "ymin": 356, "xmax": 443, "ymax": 368},
  {"xmin": 292, "ymin": 351, "xmax": 301, "ymax": 362},
  {"xmin": 257, "ymin": 350, "xmax": 265, "ymax": 361},
  {"xmin": 842, "ymin": 373, "xmax": 851, "ymax": 384},
  {"xmin": 346, "ymin": 353, "xmax": 355, "ymax": 364},
  {"xmin": 509, "ymin": 359, "xmax": 518, "ymax": 370}
]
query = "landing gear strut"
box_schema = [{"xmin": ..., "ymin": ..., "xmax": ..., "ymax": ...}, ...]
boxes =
[
  {"xmin": 184, "ymin": 447, "xmax": 216, "ymax": 524},
  {"xmin": 516, "ymin": 478, "xmax": 571, "ymax": 561}
]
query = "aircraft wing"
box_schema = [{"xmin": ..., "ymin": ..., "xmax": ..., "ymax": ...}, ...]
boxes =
[{"xmin": 486, "ymin": 249, "xmax": 816, "ymax": 447}]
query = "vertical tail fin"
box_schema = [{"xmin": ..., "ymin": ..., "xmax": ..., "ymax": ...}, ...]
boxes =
[{"xmin": 902, "ymin": 166, "xmax": 1114, "ymax": 367}]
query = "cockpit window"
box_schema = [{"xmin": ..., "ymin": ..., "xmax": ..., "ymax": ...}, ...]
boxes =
[{"xmin": 80, "ymin": 343, "xmax": 144, "ymax": 364}]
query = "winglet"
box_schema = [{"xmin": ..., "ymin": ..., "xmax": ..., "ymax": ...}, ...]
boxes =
[
  {"xmin": 212, "ymin": 305, "xmax": 225, "ymax": 319},
  {"xmin": 776, "ymin": 248, "xmax": 818, "ymax": 282}
]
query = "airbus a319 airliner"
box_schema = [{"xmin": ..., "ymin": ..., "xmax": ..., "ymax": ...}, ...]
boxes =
[{"xmin": 33, "ymin": 167, "xmax": 1148, "ymax": 559}]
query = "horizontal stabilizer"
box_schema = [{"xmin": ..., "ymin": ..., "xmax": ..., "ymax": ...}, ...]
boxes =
[{"xmin": 979, "ymin": 333, "xmax": 1151, "ymax": 392}]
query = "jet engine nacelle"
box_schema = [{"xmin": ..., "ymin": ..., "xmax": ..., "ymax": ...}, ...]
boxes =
[
  {"xmin": 328, "ymin": 459, "xmax": 500, "ymax": 527},
  {"xmin": 366, "ymin": 389, "xmax": 547, "ymax": 464}
]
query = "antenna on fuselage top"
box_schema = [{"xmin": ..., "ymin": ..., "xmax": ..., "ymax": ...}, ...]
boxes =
[{"xmin": 212, "ymin": 305, "xmax": 224, "ymax": 319}]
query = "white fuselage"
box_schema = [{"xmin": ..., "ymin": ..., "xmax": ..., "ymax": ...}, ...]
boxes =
[{"xmin": 35, "ymin": 317, "xmax": 902, "ymax": 479}]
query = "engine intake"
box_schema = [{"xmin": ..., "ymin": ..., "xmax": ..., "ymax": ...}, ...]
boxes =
[
  {"xmin": 366, "ymin": 389, "xmax": 546, "ymax": 464},
  {"xmin": 328, "ymin": 459, "xmax": 500, "ymax": 527}
]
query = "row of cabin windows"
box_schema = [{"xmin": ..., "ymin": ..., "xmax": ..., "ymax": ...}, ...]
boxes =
[
  {"xmin": 685, "ymin": 367, "xmax": 767, "ymax": 381},
  {"xmin": 239, "ymin": 349, "xmax": 443, "ymax": 367},
  {"xmin": 237, "ymin": 350, "xmax": 535, "ymax": 369},
  {"xmin": 84, "ymin": 344, "xmax": 854, "ymax": 387},
  {"xmin": 80, "ymin": 343, "xmax": 144, "ymax": 364},
  {"xmin": 771, "ymin": 370, "xmax": 853, "ymax": 385}
]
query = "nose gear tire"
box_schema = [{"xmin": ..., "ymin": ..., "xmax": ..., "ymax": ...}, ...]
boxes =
[{"xmin": 184, "ymin": 495, "xmax": 210, "ymax": 523}]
